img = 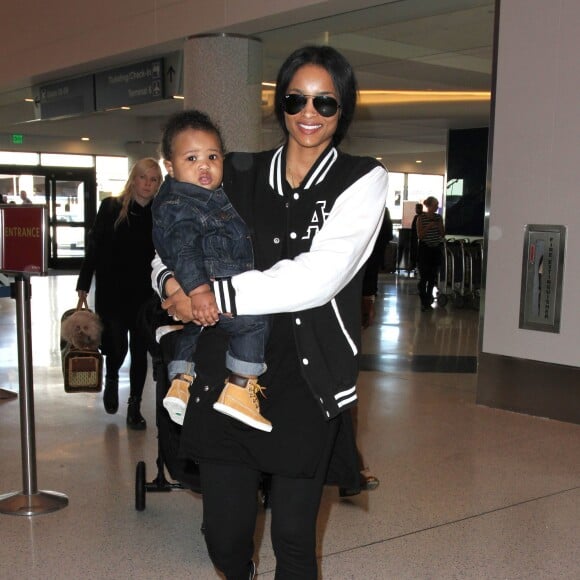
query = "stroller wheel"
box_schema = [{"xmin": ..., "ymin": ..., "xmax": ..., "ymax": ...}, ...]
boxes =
[
  {"xmin": 135, "ymin": 461, "xmax": 146, "ymax": 511},
  {"xmin": 437, "ymin": 293, "xmax": 448, "ymax": 308}
]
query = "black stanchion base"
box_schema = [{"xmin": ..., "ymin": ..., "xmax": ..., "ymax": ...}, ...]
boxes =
[{"xmin": 0, "ymin": 490, "xmax": 68, "ymax": 516}]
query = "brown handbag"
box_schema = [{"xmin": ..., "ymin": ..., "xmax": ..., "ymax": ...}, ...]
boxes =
[{"xmin": 60, "ymin": 297, "xmax": 103, "ymax": 393}]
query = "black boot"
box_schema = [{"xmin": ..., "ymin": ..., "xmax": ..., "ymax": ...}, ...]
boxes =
[
  {"xmin": 127, "ymin": 396, "xmax": 146, "ymax": 430},
  {"xmin": 103, "ymin": 378, "xmax": 119, "ymax": 414}
]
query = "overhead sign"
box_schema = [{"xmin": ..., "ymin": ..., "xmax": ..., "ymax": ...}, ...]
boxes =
[
  {"xmin": 95, "ymin": 58, "xmax": 165, "ymax": 110},
  {"xmin": 38, "ymin": 75, "xmax": 95, "ymax": 120},
  {"xmin": 0, "ymin": 205, "xmax": 48, "ymax": 275},
  {"xmin": 163, "ymin": 51, "xmax": 183, "ymax": 98},
  {"xmin": 35, "ymin": 54, "xmax": 180, "ymax": 120}
]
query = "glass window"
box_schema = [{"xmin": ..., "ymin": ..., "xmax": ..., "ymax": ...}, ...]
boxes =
[
  {"xmin": 388, "ymin": 172, "xmax": 405, "ymax": 221},
  {"xmin": 0, "ymin": 151, "xmax": 39, "ymax": 165},
  {"xmin": 408, "ymin": 174, "xmax": 444, "ymax": 205},
  {"xmin": 40, "ymin": 153, "xmax": 94, "ymax": 168},
  {"xmin": 0, "ymin": 173, "xmax": 43, "ymax": 204},
  {"xmin": 387, "ymin": 172, "xmax": 444, "ymax": 231},
  {"xmin": 386, "ymin": 172, "xmax": 444, "ymax": 222},
  {"xmin": 96, "ymin": 156, "xmax": 129, "ymax": 203}
]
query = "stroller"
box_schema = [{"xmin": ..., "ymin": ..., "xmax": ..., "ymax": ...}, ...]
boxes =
[
  {"xmin": 134, "ymin": 297, "xmax": 271, "ymax": 511},
  {"xmin": 134, "ymin": 302, "xmax": 202, "ymax": 511}
]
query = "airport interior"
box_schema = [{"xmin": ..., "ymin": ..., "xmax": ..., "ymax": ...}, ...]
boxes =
[{"xmin": 1, "ymin": 1, "xmax": 579, "ymax": 578}]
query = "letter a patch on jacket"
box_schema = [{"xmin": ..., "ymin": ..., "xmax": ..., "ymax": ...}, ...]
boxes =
[{"xmin": 302, "ymin": 201, "xmax": 329, "ymax": 240}]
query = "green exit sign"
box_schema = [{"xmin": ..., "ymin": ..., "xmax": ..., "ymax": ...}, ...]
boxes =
[{"xmin": 11, "ymin": 134, "xmax": 24, "ymax": 145}]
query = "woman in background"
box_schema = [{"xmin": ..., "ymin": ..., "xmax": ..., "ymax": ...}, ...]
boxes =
[
  {"xmin": 416, "ymin": 196, "xmax": 445, "ymax": 311},
  {"xmin": 77, "ymin": 157, "xmax": 162, "ymax": 429}
]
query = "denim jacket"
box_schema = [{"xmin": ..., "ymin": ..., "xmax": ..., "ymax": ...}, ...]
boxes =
[{"xmin": 152, "ymin": 176, "xmax": 254, "ymax": 295}]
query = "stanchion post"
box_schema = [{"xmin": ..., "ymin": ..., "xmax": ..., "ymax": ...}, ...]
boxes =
[{"xmin": 0, "ymin": 275, "xmax": 68, "ymax": 516}]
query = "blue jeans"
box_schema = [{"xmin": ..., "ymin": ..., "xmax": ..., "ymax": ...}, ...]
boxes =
[{"xmin": 169, "ymin": 314, "xmax": 269, "ymax": 379}]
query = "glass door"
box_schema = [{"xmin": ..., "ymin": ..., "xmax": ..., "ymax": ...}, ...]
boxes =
[{"xmin": 45, "ymin": 168, "xmax": 96, "ymax": 269}]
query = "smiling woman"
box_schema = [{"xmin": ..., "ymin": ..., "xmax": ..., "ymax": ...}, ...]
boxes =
[{"xmin": 153, "ymin": 45, "xmax": 388, "ymax": 579}]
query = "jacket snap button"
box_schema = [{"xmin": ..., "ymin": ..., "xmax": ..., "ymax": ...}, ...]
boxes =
[
  {"xmin": 302, "ymin": 358, "xmax": 309, "ymax": 365},
  {"xmin": 195, "ymin": 396, "xmax": 200, "ymax": 403},
  {"xmin": 293, "ymin": 193, "xmax": 300, "ymax": 200},
  {"xmin": 290, "ymin": 232, "xmax": 297, "ymax": 239},
  {"xmin": 203, "ymin": 385, "xmax": 209, "ymax": 391},
  {"xmin": 273, "ymin": 237, "xmax": 280, "ymax": 244},
  {"xmin": 295, "ymin": 317, "xmax": 301, "ymax": 325}
]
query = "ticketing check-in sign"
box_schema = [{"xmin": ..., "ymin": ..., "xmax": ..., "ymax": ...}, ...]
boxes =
[{"xmin": 0, "ymin": 205, "xmax": 48, "ymax": 275}]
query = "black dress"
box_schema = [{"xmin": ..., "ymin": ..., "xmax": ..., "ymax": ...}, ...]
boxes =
[{"xmin": 180, "ymin": 313, "xmax": 338, "ymax": 478}]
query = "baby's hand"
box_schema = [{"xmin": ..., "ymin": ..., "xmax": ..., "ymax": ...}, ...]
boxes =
[{"xmin": 189, "ymin": 286, "xmax": 220, "ymax": 326}]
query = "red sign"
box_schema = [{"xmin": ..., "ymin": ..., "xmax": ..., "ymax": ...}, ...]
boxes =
[{"xmin": 0, "ymin": 205, "xmax": 48, "ymax": 275}]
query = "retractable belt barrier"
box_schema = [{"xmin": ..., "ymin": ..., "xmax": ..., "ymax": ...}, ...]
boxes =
[{"xmin": 0, "ymin": 204, "xmax": 68, "ymax": 515}]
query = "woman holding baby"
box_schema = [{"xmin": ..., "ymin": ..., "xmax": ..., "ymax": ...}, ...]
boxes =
[{"xmin": 154, "ymin": 45, "xmax": 388, "ymax": 578}]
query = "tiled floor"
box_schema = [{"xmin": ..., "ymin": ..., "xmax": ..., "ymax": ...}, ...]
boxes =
[{"xmin": 1, "ymin": 273, "xmax": 579, "ymax": 579}]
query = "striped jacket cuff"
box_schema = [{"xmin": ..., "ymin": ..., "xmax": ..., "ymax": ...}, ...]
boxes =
[
  {"xmin": 157, "ymin": 269, "xmax": 174, "ymax": 299},
  {"xmin": 212, "ymin": 278, "xmax": 237, "ymax": 316}
]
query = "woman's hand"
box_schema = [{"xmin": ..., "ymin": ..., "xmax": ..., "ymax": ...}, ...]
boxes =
[
  {"xmin": 190, "ymin": 287, "xmax": 220, "ymax": 326},
  {"xmin": 161, "ymin": 280, "xmax": 220, "ymax": 326},
  {"xmin": 162, "ymin": 283, "xmax": 194, "ymax": 323}
]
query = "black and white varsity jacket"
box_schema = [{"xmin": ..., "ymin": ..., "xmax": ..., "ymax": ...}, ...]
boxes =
[{"xmin": 153, "ymin": 144, "xmax": 389, "ymax": 420}]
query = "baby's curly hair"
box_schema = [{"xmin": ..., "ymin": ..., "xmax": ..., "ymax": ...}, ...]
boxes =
[{"xmin": 160, "ymin": 110, "xmax": 225, "ymax": 161}]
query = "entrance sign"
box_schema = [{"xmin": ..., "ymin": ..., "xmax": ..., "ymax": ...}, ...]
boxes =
[
  {"xmin": 519, "ymin": 224, "xmax": 566, "ymax": 333},
  {"xmin": 0, "ymin": 205, "xmax": 48, "ymax": 275}
]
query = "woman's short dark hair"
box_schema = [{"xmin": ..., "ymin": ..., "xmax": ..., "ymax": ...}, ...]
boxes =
[
  {"xmin": 160, "ymin": 109, "xmax": 225, "ymax": 160},
  {"xmin": 274, "ymin": 45, "xmax": 358, "ymax": 146}
]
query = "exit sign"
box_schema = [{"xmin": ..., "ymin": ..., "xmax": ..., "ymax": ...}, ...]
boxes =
[{"xmin": 11, "ymin": 134, "xmax": 23, "ymax": 145}]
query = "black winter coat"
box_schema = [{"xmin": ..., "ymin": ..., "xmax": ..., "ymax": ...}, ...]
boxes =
[{"xmin": 77, "ymin": 197, "xmax": 155, "ymax": 321}]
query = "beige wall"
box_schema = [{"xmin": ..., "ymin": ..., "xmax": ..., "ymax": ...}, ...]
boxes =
[
  {"xmin": 1, "ymin": 0, "xmax": 385, "ymax": 91},
  {"xmin": 482, "ymin": 0, "xmax": 580, "ymax": 367}
]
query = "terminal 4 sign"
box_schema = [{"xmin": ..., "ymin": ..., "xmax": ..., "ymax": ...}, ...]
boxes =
[{"xmin": 95, "ymin": 58, "xmax": 164, "ymax": 110}]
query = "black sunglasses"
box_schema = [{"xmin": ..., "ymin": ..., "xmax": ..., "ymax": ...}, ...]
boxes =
[{"xmin": 283, "ymin": 94, "xmax": 341, "ymax": 117}]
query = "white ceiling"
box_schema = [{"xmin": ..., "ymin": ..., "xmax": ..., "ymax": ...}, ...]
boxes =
[{"xmin": 0, "ymin": 0, "xmax": 495, "ymax": 175}]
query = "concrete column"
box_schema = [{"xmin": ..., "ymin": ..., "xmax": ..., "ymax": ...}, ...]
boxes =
[
  {"xmin": 476, "ymin": 0, "xmax": 580, "ymax": 424},
  {"xmin": 183, "ymin": 34, "xmax": 262, "ymax": 153},
  {"xmin": 125, "ymin": 141, "xmax": 161, "ymax": 170}
]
